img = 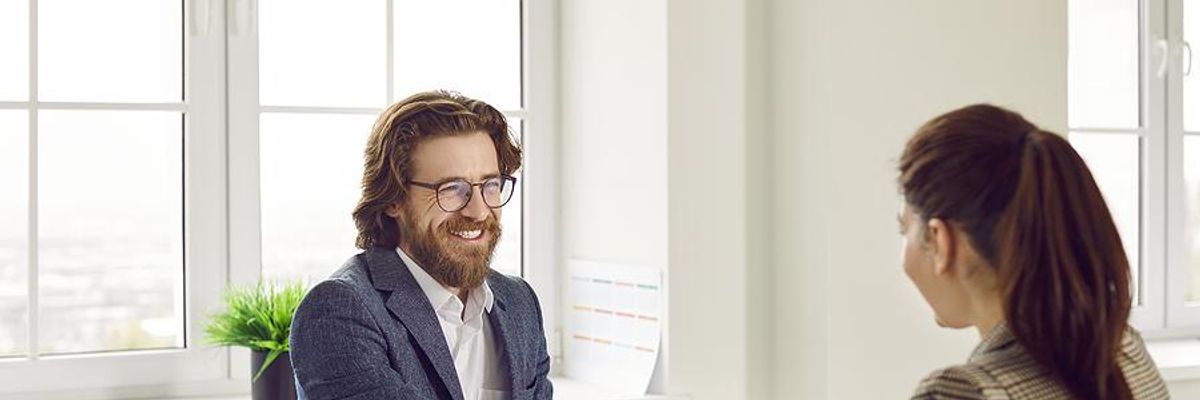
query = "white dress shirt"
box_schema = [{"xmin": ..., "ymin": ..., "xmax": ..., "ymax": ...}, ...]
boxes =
[{"xmin": 397, "ymin": 248, "xmax": 511, "ymax": 400}]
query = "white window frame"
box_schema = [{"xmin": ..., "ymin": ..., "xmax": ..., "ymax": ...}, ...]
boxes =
[
  {"xmin": 1163, "ymin": 0, "xmax": 1200, "ymax": 331},
  {"xmin": 522, "ymin": 0, "xmax": 562, "ymax": 364},
  {"xmin": 1138, "ymin": 0, "xmax": 1167, "ymax": 331},
  {"xmin": 1079, "ymin": 0, "xmax": 1200, "ymax": 337},
  {"xmin": 0, "ymin": 0, "xmax": 560, "ymax": 397}
]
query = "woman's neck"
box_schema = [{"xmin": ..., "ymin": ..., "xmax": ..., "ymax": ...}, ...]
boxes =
[{"xmin": 972, "ymin": 292, "xmax": 1006, "ymax": 338}]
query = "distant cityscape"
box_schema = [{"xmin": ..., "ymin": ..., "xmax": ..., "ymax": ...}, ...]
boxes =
[{"xmin": 0, "ymin": 207, "xmax": 522, "ymax": 358}]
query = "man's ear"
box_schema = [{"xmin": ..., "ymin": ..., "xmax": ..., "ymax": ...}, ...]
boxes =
[
  {"xmin": 385, "ymin": 203, "xmax": 403, "ymax": 219},
  {"xmin": 926, "ymin": 218, "xmax": 957, "ymax": 277}
]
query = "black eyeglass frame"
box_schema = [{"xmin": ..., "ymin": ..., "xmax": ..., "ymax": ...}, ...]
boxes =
[{"xmin": 405, "ymin": 174, "xmax": 518, "ymax": 213}]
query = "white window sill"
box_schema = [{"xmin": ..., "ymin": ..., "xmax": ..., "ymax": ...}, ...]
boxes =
[
  {"xmin": 127, "ymin": 353, "xmax": 1200, "ymax": 400},
  {"xmin": 551, "ymin": 376, "xmax": 684, "ymax": 400},
  {"xmin": 171, "ymin": 376, "xmax": 683, "ymax": 400},
  {"xmin": 1146, "ymin": 338, "xmax": 1200, "ymax": 382}
]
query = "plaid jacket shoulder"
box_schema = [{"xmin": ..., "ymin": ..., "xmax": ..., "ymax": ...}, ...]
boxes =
[{"xmin": 911, "ymin": 325, "xmax": 1170, "ymax": 400}]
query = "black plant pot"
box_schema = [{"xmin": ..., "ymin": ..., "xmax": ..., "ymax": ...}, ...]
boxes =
[{"xmin": 251, "ymin": 350, "xmax": 297, "ymax": 400}]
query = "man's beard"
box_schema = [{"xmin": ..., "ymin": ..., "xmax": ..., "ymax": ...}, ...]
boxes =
[{"xmin": 398, "ymin": 206, "xmax": 502, "ymax": 290}]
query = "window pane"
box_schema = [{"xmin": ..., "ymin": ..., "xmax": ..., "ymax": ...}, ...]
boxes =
[
  {"xmin": 491, "ymin": 118, "xmax": 521, "ymax": 277},
  {"xmin": 38, "ymin": 0, "xmax": 182, "ymax": 103},
  {"xmin": 1069, "ymin": 133, "xmax": 1142, "ymax": 301},
  {"xmin": 37, "ymin": 110, "xmax": 183, "ymax": 354},
  {"xmin": 393, "ymin": 0, "xmax": 521, "ymax": 110},
  {"xmin": 260, "ymin": 113, "xmax": 374, "ymax": 284},
  {"xmin": 0, "ymin": 0, "xmax": 28, "ymax": 101},
  {"xmin": 1185, "ymin": 136, "xmax": 1200, "ymax": 302},
  {"xmin": 259, "ymin": 0, "xmax": 386, "ymax": 108},
  {"xmin": 1068, "ymin": 0, "xmax": 1140, "ymax": 129},
  {"xmin": 0, "ymin": 111, "xmax": 28, "ymax": 357},
  {"xmin": 1186, "ymin": 0, "xmax": 1200, "ymax": 132}
]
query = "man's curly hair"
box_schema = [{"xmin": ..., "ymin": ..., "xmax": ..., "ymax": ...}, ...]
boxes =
[{"xmin": 352, "ymin": 90, "xmax": 522, "ymax": 249}]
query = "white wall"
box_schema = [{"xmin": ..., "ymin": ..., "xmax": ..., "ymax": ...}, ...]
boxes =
[
  {"xmin": 665, "ymin": 0, "xmax": 756, "ymax": 399},
  {"xmin": 559, "ymin": 0, "xmax": 671, "ymax": 386},
  {"xmin": 745, "ymin": 0, "xmax": 774, "ymax": 398},
  {"xmin": 562, "ymin": 1, "xmax": 766, "ymax": 398},
  {"xmin": 561, "ymin": 0, "xmax": 667, "ymax": 268},
  {"xmin": 1171, "ymin": 380, "xmax": 1200, "ymax": 398},
  {"xmin": 560, "ymin": 0, "xmax": 670, "ymax": 383},
  {"xmin": 770, "ymin": 1, "xmax": 1067, "ymax": 399}
]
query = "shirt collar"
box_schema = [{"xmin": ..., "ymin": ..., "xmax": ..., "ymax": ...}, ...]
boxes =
[
  {"xmin": 395, "ymin": 247, "xmax": 494, "ymax": 314},
  {"xmin": 969, "ymin": 322, "xmax": 1019, "ymax": 361}
]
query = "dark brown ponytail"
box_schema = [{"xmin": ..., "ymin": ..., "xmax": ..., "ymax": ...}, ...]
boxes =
[{"xmin": 899, "ymin": 104, "xmax": 1133, "ymax": 400}]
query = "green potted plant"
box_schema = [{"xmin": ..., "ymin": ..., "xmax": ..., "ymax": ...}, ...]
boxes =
[{"xmin": 206, "ymin": 281, "xmax": 308, "ymax": 400}]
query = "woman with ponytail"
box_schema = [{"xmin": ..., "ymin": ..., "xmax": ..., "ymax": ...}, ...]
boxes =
[{"xmin": 898, "ymin": 104, "xmax": 1169, "ymax": 399}]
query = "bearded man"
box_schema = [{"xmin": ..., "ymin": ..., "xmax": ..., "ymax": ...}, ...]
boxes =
[{"xmin": 290, "ymin": 91, "xmax": 552, "ymax": 400}]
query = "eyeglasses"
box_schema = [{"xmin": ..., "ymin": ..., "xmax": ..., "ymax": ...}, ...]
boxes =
[{"xmin": 406, "ymin": 175, "xmax": 517, "ymax": 213}]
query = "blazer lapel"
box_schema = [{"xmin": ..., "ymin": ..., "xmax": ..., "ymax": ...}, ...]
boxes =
[
  {"xmin": 365, "ymin": 247, "xmax": 465, "ymax": 400},
  {"xmin": 486, "ymin": 274, "xmax": 525, "ymax": 395}
]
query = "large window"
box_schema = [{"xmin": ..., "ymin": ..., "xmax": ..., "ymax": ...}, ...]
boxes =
[
  {"xmin": 0, "ymin": 0, "xmax": 554, "ymax": 396},
  {"xmin": 1068, "ymin": 0, "xmax": 1200, "ymax": 332},
  {"xmin": 0, "ymin": 0, "xmax": 228, "ymax": 395},
  {"xmin": 0, "ymin": 0, "xmax": 187, "ymax": 358}
]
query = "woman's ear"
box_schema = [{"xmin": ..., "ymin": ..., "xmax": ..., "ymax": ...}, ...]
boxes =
[{"xmin": 926, "ymin": 218, "xmax": 957, "ymax": 277}]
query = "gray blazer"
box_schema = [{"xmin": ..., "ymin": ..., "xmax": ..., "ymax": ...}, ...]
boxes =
[{"xmin": 290, "ymin": 247, "xmax": 553, "ymax": 400}]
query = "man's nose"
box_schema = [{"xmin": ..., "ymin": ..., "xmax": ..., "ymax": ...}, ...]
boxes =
[{"xmin": 459, "ymin": 187, "xmax": 490, "ymax": 220}]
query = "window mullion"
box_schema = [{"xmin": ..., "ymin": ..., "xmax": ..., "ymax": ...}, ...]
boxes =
[
  {"xmin": 26, "ymin": 0, "xmax": 38, "ymax": 362},
  {"xmin": 225, "ymin": 0, "xmax": 263, "ymax": 381}
]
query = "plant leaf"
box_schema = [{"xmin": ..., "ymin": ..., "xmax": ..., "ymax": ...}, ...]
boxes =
[
  {"xmin": 253, "ymin": 349, "xmax": 283, "ymax": 383},
  {"xmin": 204, "ymin": 280, "xmax": 309, "ymax": 352}
]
